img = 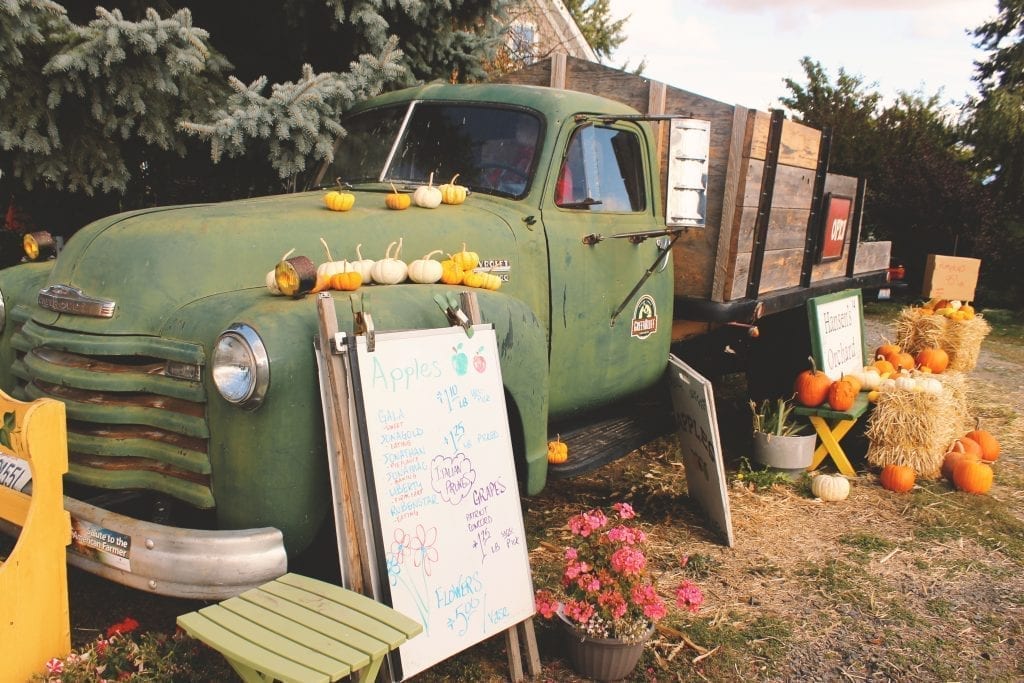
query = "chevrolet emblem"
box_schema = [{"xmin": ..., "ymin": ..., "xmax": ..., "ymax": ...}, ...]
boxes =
[{"xmin": 38, "ymin": 285, "xmax": 116, "ymax": 318}]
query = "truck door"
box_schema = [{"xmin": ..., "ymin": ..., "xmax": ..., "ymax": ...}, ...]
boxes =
[{"xmin": 542, "ymin": 121, "xmax": 673, "ymax": 419}]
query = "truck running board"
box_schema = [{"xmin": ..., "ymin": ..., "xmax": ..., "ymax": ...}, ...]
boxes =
[{"xmin": 547, "ymin": 391, "xmax": 676, "ymax": 479}]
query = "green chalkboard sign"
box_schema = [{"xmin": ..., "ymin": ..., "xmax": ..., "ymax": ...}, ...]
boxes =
[{"xmin": 806, "ymin": 289, "xmax": 868, "ymax": 380}]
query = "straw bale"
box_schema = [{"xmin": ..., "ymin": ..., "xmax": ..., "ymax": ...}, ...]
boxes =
[
  {"xmin": 865, "ymin": 373, "xmax": 969, "ymax": 478},
  {"xmin": 894, "ymin": 308, "xmax": 990, "ymax": 373}
]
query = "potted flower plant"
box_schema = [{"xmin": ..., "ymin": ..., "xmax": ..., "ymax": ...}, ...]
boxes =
[
  {"xmin": 749, "ymin": 396, "xmax": 815, "ymax": 474},
  {"xmin": 534, "ymin": 502, "xmax": 704, "ymax": 682}
]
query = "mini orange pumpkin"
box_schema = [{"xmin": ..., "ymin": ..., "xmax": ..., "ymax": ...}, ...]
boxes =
[
  {"xmin": 879, "ymin": 464, "xmax": 915, "ymax": 493},
  {"xmin": 385, "ymin": 183, "xmax": 411, "ymax": 210},
  {"xmin": 440, "ymin": 258, "xmax": 464, "ymax": 285},
  {"xmin": 794, "ymin": 356, "xmax": 831, "ymax": 407},
  {"xmin": 330, "ymin": 266, "xmax": 362, "ymax": 291},
  {"xmin": 875, "ymin": 342, "xmax": 901, "ymax": 360},
  {"xmin": 871, "ymin": 356, "xmax": 896, "ymax": 376},
  {"xmin": 827, "ymin": 375, "xmax": 858, "ymax": 412},
  {"xmin": 547, "ymin": 436, "xmax": 568, "ymax": 464},
  {"xmin": 952, "ymin": 459, "xmax": 993, "ymax": 494}
]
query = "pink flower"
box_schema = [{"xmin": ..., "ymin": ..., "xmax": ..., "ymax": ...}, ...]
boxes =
[
  {"xmin": 45, "ymin": 658, "xmax": 64, "ymax": 674},
  {"xmin": 606, "ymin": 525, "xmax": 645, "ymax": 545},
  {"xmin": 568, "ymin": 509, "xmax": 608, "ymax": 537},
  {"xmin": 564, "ymin": 598, "xmax": 595, "ymax": 624},
  {"xmin": 610, "ymin": 546, "xmax": 646, "ymax": 575},
  {"xmin": 535, "ymin": 589, "xmax": 558, "ymax": 618},
  {"xmin": 612, "ymin": 502, "xmax": 636, "ymax": 519},
  {"xmin": 576, "ymin": 573, "xmax": 601, "ymax": 593},
  {"xmin": 563, "ymin": 558, "xmax": 590, "ymax": 581},
  {"xmin": 564, "ymin": 547, "xmax": 578, "ymax": 561},
  {"xmin": 675, "ymin": 580, "xmax": 704, "ymax": 613}
]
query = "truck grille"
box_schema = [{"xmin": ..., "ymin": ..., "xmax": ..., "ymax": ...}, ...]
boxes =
[{"xmin": 9, "ymin": 318, "xmax": 213, "ymax": 509}]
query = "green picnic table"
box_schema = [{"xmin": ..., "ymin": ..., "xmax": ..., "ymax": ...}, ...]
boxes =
[{"xmin": 177, "ymin": 573, "xmax": 422, "ymax": 683}]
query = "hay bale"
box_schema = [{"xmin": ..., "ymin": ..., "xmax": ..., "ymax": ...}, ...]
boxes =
[
  {"xmin": 894, "ymin": 308, "xmax": 990, "ymax": 373},
  {"xmin": 865, "ymin": 372, "xmax": 970, "ymax": 478}
]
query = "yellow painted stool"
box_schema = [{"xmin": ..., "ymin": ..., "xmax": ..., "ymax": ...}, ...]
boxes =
[{"xmin": 794, "ymin": 393, "xmax": 872, "ymax": 477}]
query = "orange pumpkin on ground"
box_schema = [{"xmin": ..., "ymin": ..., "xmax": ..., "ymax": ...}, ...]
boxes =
[
  {"xmin": 952, "ymin": 459, "xmax": 993, "ymax": 494},
  {"xmin": 952, "ymin": 436, "xmax": 983, "ymax": 459},
  {"xmin": 875, "ymin": 342, "xmax": 901, "ymax": 360},
  {"xmin": 871, "ymin": 357, "xmax": 896, "ymax": 376},
  {"xmin": 965, "ymin": 421, "xmax": 1000, "ymax": 462},
  {"xmin": 794, "ymin": 356, "xmax": 831, "ymax": 407},
  {"xmin": 941, "ymin": 441, "xmax": 980, "ymax": 482},
  {"xmin": 879, "ymin": 464, "xmax": 916, "ymax": 493}
]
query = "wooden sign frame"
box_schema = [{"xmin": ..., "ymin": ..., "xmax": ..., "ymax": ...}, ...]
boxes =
[{"xmin": 806, "ymin": 289, "xmax": 867, "ymax": 379}]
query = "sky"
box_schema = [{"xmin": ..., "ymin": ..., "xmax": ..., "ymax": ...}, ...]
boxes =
[{"xmin": 606, "ymin": 0, "xmax": 998, "ymax": 112}]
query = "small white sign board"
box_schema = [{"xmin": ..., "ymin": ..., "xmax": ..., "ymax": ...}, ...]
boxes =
[
  {"xmin": 666, "ymin": 355, "xmax": 734, "ymax": 547},
  {"xmin": 807, "ymin": 289, "xmax": 866, "ymax": 380}
]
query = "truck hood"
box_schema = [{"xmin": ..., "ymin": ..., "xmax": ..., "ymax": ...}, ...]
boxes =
[{"xmin": 37, "ymin": 191, "xmax": 515, "ymax": 335}]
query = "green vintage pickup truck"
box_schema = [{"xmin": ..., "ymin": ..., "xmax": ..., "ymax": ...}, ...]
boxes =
[{"xmin": 0, "ymin": 62, "xmax": 889, "ymax": 597}]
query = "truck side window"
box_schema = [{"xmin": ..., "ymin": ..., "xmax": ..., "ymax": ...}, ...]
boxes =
[{"xmin": 555, "ymin": 124, "xmax": 645, "ymax": 212}]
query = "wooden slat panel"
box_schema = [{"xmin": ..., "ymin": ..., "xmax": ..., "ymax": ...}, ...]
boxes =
[
  {"xmin": 854, "ymin": 241, "xmax": 892, "ymax": 274},
  {"xmin": 261, "ymin": 582, "xmax": 408, "ymax": 647},
  {"xmin": 736, "ymin": 206, "xmax": 812, "ymax": 253},
  {"xmin": 748, "ymin": 113, "xmax": 822, "ymax": 169},
  {"xmin": 757, "ymin": 248, "xmax": 804, "ymax": 292},
  {"xmin": 730, "ymin": 253, "xmax": 751, "ymax": 300},
  {"xmin": 742, "ymin": 161, "xmax": 815, "ymax": 210},
  {"xmin": 711, "ymin": 105, "xmax": 751, "ymax": 302}
]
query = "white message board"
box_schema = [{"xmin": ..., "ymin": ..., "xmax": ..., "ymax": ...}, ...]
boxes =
[
  {"xmin": 666, "ymin": 356, "xmax": 734, "ymax": 547},
  {"xmin": 351, "ymin": 326, "xmax": 534, "ymax": 680},
  {"xmin": 807, "ymin": 289, "xmax": 866, "ymax": 380}
]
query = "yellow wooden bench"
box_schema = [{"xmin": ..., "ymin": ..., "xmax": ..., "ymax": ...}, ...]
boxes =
[
  {"xmin": 177, "ymin": 572, "xmax": 422, "ymax": 683},
  {"xmin": 0, "ymin": 391, "xmax": 72, "ymax": 680},
  {"xmin": 794, "ymin": 392, "xmax": 872, "ymax": 477}
]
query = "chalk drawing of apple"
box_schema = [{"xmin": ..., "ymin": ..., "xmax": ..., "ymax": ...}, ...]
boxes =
[
  {"xmin": 472, "ymin": 347, "xmax": 486, "ymax": 373},
  {"xmin": 451, "ymin": 343, "xmax": 469, "ymax": 375}
]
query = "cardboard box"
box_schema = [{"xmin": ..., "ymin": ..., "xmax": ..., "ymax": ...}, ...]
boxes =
[{"xmin": 922, "ymin": 254, "xmax": 981, "ymax": 301}]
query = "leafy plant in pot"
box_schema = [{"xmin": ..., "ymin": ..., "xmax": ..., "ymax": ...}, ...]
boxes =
[
  {"xmin": 749, "ymin": 397, "xmax": 815, "ymax": 474},
  {"xmin": 534, "ymin": 503, "xmax": 704, "ymax": 682}
]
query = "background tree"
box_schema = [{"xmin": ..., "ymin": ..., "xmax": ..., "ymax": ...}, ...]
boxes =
[
  {"xmin": 0, "ymin": 0, "xmax": 510, "ymax": 263},
  {"xmin": 780, "ymin": 57, "xmax": 1005, "ymax": 304},
  {"xmin": 965, "ymin": 0, "xmax": 1024, "ymax": 304},
  {"xmin": 562, "ymin": 0, "xmax": 627, "ymax": 62}
]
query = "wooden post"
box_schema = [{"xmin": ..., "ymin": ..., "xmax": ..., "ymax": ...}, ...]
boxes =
[{"xmin": 316, "ymin": 293, "xmax": 375, "ymax": 595}]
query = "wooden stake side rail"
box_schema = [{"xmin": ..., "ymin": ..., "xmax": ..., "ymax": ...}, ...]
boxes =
[{"xmin": 177, "ymin": 573, "xmax": 422, "ymax": 683}]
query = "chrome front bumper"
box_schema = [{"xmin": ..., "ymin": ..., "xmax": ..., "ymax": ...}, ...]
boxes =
[{"xmin": 60, "ymin": 495, "xmax": 287, "ymax": 600}]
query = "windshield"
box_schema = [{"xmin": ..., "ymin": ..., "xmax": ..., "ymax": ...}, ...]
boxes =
[{"xmin": 326, "ymin": 102, "xmax": 542, "ymax": 199}]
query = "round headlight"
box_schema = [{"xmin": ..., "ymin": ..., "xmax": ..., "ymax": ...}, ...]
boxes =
[{"xmin": 211, "ymin": 323, "xmax": 269, "ymax": 409}]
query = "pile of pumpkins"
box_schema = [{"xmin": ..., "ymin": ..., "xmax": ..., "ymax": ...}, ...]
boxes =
[
  {"xmin": 878, "ymin": 421, "xmax": 1000, "ymax": 495},
  {"xmin": 915, "ymin": 298, "xmax": 977, "ymax": 321},
  {"xmin": 792, "ymin": 341, "xmax": 951, "ymax": 412},
  {"xmin": 267, "ymin": 239, "xmax": 501, "ymax": 297},
  {"xmin": 322, "ymin": 173, "xmax": 468, "ymax": 213}
]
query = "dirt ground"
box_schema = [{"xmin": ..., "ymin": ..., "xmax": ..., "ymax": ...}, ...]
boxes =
[{"xmin": 66, "ymin": 304, "xmax": 1024, "ymax": 682}]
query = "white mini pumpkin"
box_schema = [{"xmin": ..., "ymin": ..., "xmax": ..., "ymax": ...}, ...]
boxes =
[
  {"xmin": 811, "ymin": 473, "xmax": 850, "ymax": 502},
  {"xmin": 370, "ymin": 238, "xmax": 408, "ymax": 284},
  {"xmin": 408, "ymin": 249, "xmax": 444, "ymax": 284},
  {"xmin": 413, "ymin": 173, "xmax": 442, "ymax": 209},
  {"xmin": 316, "ymin": 237, "xmax": 348, "ymax": 280},
  {"xmin": 350, "ymin": 243, "xmax": 376, "ymax": 282}
]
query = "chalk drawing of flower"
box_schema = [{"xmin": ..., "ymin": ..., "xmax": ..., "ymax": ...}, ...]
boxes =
[
  {"xmin": 392, "ymin": 527, "xmax": 411, "ymax": 563},
  {"xmin": 410, "ymin": 524, "xmax": 439, "ymax": 576},
  {"xmin": 387, "ymin": 555, "xmax": 401, "ymax": 586}
]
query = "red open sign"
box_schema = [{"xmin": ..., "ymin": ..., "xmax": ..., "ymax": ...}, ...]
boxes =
[{"xmin": 819, "ymin": 194, "xmax": 852, "ymax": 263}]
